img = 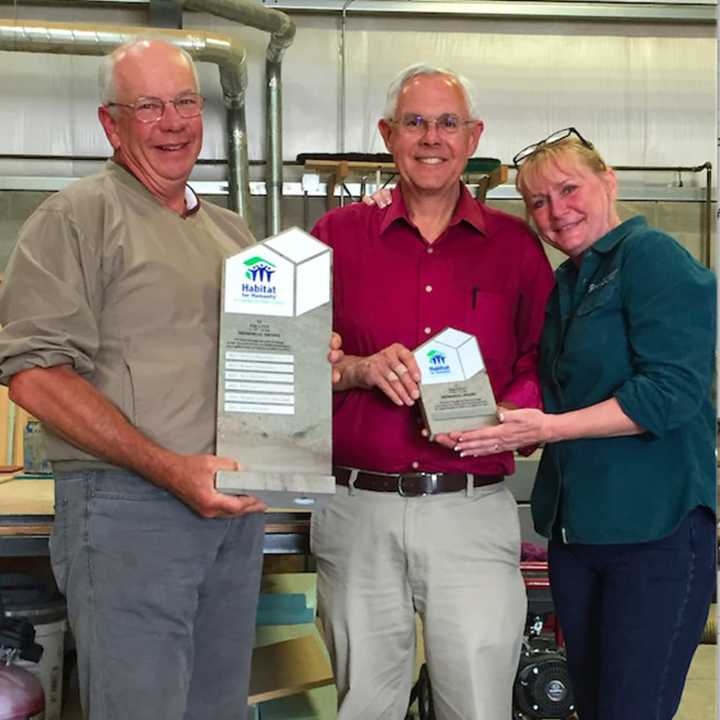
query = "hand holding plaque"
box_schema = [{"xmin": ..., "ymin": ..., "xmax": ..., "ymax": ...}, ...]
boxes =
[{"xmin": 414, "ymin": 327, "xmax": 498, "ymax": 437}]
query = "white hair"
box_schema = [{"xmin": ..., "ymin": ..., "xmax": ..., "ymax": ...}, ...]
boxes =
[
  {"xmin": 98, "ymin": 37, "xmax": 200, "ymax": 104},
  {"xmin": 383, "ymin": 63, "xmax": 479, "ymax": 120}
]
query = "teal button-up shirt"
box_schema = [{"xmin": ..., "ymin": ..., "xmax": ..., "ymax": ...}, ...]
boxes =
[{"xmin": 532, "ymin": 216, "xmax": 716, "ymax": 544}]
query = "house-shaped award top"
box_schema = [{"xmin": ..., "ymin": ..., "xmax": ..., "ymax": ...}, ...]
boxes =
[
  {"xmin": 413, "ymin": 327, "xmax": 497, "ymax": 436},
  {"xmin": 215, "ymin": 227, "xmax": 335, "ymax": 509}
]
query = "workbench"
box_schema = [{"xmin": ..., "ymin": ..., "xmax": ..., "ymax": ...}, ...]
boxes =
[
  {"xmin": 301, "ymin": 155, "xmax": 508, "ymax": 211},
  {"xmin": 0, "ymin": 453, "xmax": 547, "ymax": 558},
  {"xmin": 0, "ymin": 475, "xmax": 311, "ymax": 557}
]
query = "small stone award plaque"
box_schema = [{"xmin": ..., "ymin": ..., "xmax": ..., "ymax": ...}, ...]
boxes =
[
  {"xmin": 215, "ymin": 227, "xmax": 335, "ymax": 508},
  {"xmin": 414, "ymin": 327, "xmax": 498, "ymax": 437}
]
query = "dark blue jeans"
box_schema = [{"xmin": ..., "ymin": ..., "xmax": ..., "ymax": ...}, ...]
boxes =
[{"xmin": 548, "ymin": 507, "xmax": 715, "ymax": 720}]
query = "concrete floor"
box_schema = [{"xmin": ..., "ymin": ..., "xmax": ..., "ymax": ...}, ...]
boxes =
[{"xmin": 675, "ymin": 644, "xmax": 716, "ymax": 720}]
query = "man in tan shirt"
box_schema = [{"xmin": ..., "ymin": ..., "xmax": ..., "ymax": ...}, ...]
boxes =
[{"xmin": 0, "ymin": 39, "xmax": 288, "ymax": 719}]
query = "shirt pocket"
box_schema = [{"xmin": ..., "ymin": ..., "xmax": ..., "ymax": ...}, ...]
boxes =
[
  {"xmin": 90, "ymin": 469, "xmax": 171, "ymax": 501},
  {"xmin": 568, "ymin": 275, "xmax": 626, "ymax": 356},
  {"xmin": 575, "ymin": 275, "xmax": 620, "ymax": 317},
  {"xmin": 50, "ymin": 473, "xmax": 91, "ymax": 595},
  {"xmin": 463, "ymin": 290, "xmax": 515, "ymax": 361}
]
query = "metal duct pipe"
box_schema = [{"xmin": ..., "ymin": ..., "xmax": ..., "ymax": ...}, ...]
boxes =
[
  {"xmin": 0, "ymin": 19, "xmax": 251, "ymax": 218},
  {"xmin": 338, "ymin": 0, "xmax": 354, "ymax": 155},
  {"xmin": 182, "ymin": 0, "xmax": 296, "ymax": 234},
  {"xmin": 265, "ymin": 59, "xmax": 283, "ymax": 234},
  {"xmin": 183, "ymin": 0, "xmax": 294, "ymax": 62},
  {"xmin": 703, "ymin": 163, "xmax": 711, "ymax": 269}
]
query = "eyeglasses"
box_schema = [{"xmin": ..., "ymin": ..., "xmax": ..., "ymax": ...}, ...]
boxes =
[
  {"xmin": 106, "ymin": 93, "xmax": 205, "ymax": 123},
  {"xmin": 390, "ymin": 113, "xmax": 476, "ymax": 136},
  {"xmin": 512, "ymin": 127, "xmax": 593, "ymax": 167}
]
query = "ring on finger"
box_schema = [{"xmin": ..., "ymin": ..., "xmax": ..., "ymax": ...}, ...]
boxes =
[
  {"xmin": 393, "ymin": 364, "xmax": 408, "ymax": 377},
  {"xmin": 386, "ymin": 370, "xmax": 400, "ymax": 382}
]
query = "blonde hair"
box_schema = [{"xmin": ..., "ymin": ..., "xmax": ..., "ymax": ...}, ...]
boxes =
[{"xmin": 516, "ymin": 137, "xmax": 608, "ymax": 197}]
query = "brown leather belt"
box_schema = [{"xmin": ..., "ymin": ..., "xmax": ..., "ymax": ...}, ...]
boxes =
[{"xmin": 334, "ymin": 467, "xmax": 503, "ymax": 496}]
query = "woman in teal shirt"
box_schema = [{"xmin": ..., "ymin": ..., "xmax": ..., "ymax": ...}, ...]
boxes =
[{"xmin": 444, "ymin": 129, "xmax": 716, "ymax": 719}]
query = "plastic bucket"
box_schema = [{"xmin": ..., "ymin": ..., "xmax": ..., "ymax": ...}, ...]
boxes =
[{"xmin": 0, "ymin": 575, "xmax": 66, "ymax": 720}]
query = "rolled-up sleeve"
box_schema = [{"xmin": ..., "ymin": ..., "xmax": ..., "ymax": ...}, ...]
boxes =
[
  {"xmin": 614, "ymin": 233, "xmax": 716, "ymax": 436},
  {"xmin": 0, "ymin": 204, "xmax": 101, "ymax": 382}
]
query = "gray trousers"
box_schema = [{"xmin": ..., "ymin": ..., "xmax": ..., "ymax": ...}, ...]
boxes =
[
  {"xmin": 312, "ymin": 481, "xmax": 526, "ymax": 720},
  {"xmin": 51, "ymin": 469, "xmax": 264, "ymax": 720}
]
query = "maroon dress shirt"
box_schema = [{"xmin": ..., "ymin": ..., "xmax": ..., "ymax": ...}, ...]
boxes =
[{"xmin": 312, "ymin": 184, "xmax": 555, "ymax": 476}]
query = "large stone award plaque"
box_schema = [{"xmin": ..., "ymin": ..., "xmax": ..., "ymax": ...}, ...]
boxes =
[
  {"xmin": 414, "ymin": 327, "xmax": 498, "ymax": 437},
  {"xmin": 215, "ymin": 227, "xmax": 335, "ymax": 508}
]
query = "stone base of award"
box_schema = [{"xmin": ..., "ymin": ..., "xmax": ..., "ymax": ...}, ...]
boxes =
[
  {"xmin": 215, "ymin": 228, "xmax": 335, "ymax": 509},
  {"xmin": 414, "ymin": 327, "xmax": 498, "ymax": 437},
  {"xmin": 215, "ymin": 471, "xmax": 335, "ymax": 508}
]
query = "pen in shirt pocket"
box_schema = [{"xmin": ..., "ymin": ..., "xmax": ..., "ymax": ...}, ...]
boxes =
[{"xmin": 471, "ymin": 286, "xmax": 480, "ymax": 310}]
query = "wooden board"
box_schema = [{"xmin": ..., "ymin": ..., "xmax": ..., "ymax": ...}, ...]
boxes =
[
  {"xmin": 0, "ymin": 524, "xmax": 53, "ymax": 536},
  {"xmin": 0, "ymin": 478, "xmax": 54, "ymax": 515},
  {"xmin": 0, "ymin": 387, "xmax": 8, "ymax": 464},
  {"xmin": 264, "ymin": 521, "xmax": 309, "ymax": 533},
  {"xmin": 303, "ymin": 159, "xmax": 396, "ymax": 175},
  {"xmin": 12, "ymin": 406, "xmax": 28, "ymax": 468},
  {"xmin": 0, "ymin": 471, "xmax": 20, "ymax": 486},
  {"xmin": 249, "ymin": 632, "xmax": 334, "ymax": 704}
]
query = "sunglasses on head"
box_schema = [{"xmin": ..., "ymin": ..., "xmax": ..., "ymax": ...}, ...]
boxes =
[{"xmin": 512, "ymin": 127, "xmax": 594, "ymax": 167}]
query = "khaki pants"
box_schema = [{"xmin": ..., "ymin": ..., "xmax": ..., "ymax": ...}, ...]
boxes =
[{"xmin": 312, "ymin": 481, "xmax": 526, "ymax": 720}]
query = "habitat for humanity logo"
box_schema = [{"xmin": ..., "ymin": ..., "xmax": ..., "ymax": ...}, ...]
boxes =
[
  {"xmin": 242, "ymin": 256, "xmax": 278, "ymax": 301},
  {"xmin": 427, "ymin": 349, "xmax": 450, "ymax": 375}
]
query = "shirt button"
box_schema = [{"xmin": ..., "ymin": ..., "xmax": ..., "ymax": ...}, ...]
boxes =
[
  {"xmin": 411, "ymin": 461, "xmax": 419, "ymax": 469},
  {"xmin": 424, "ymin": 326, "xmax": 432, "ymax": 335},
  {"xmin": 426, "ymin": 247, "xmax": 434, "ymax": 254},
  {"xmin": 425, "ymin": 285, "xmax": 432, "ymax": 293}
]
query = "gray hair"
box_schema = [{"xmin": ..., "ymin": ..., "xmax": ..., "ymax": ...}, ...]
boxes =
[
  {"xmin": 383, "ymin": 64, "xmax": 479, "ymax": 120},
  {"xmin": 98, "ymin": 38, "xmax": 200, "ymax": 104}
]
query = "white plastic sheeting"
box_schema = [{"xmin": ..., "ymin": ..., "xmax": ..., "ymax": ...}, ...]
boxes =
[
  {"xmin": 335, "ymin": 17, "xmax": 714, "ymax": 167},
  {"xmin": 0, "ymin": 8, "xmax": 714, "ymax": 172}
]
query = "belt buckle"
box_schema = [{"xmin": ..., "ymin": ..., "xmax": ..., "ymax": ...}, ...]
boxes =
[{"xmin": 397, "ymin": 472, "xmax": 438, "ymax": 497}]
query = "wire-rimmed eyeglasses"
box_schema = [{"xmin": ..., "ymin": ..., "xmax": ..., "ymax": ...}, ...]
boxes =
[
  {"xmin": 512, "ymin": 127, "xmax": 593, "ymax": 167},
  {"xmin": 389, "ymin": 113, "xmax": 476, "ymax": 136},
  {"xmin": 106, "ymin": 93, "xmax": 205, "ymax": 123}
]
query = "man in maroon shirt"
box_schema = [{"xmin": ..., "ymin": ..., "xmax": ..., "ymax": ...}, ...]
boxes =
[{"xmin": 310, "ymin": 64, "xmax": 554, "ymax": 720}]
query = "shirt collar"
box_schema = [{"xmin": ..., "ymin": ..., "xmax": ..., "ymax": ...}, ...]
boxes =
[
  {"xmin": 108, "ymin": 159, "xmax": 201, "ymax": 217},
  {"xmin": 379, "ymin": 182, "xmax": 487, "ymax": 238},
  {"xmin": 588, "ymin": 215, "xmax": 647, "ymax": 255},
  {"xmin": 556, "ymin": 215, "xmax": 647, "ymax": 280},
  {"xmin": 184, "ymin": 185, "xmax": 200, "ymax": 216}
]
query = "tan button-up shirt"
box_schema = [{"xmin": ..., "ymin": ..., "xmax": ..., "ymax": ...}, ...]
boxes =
[{"xmin": 0, "ymin": 161, "xmax": 255, "ymax": 466}]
